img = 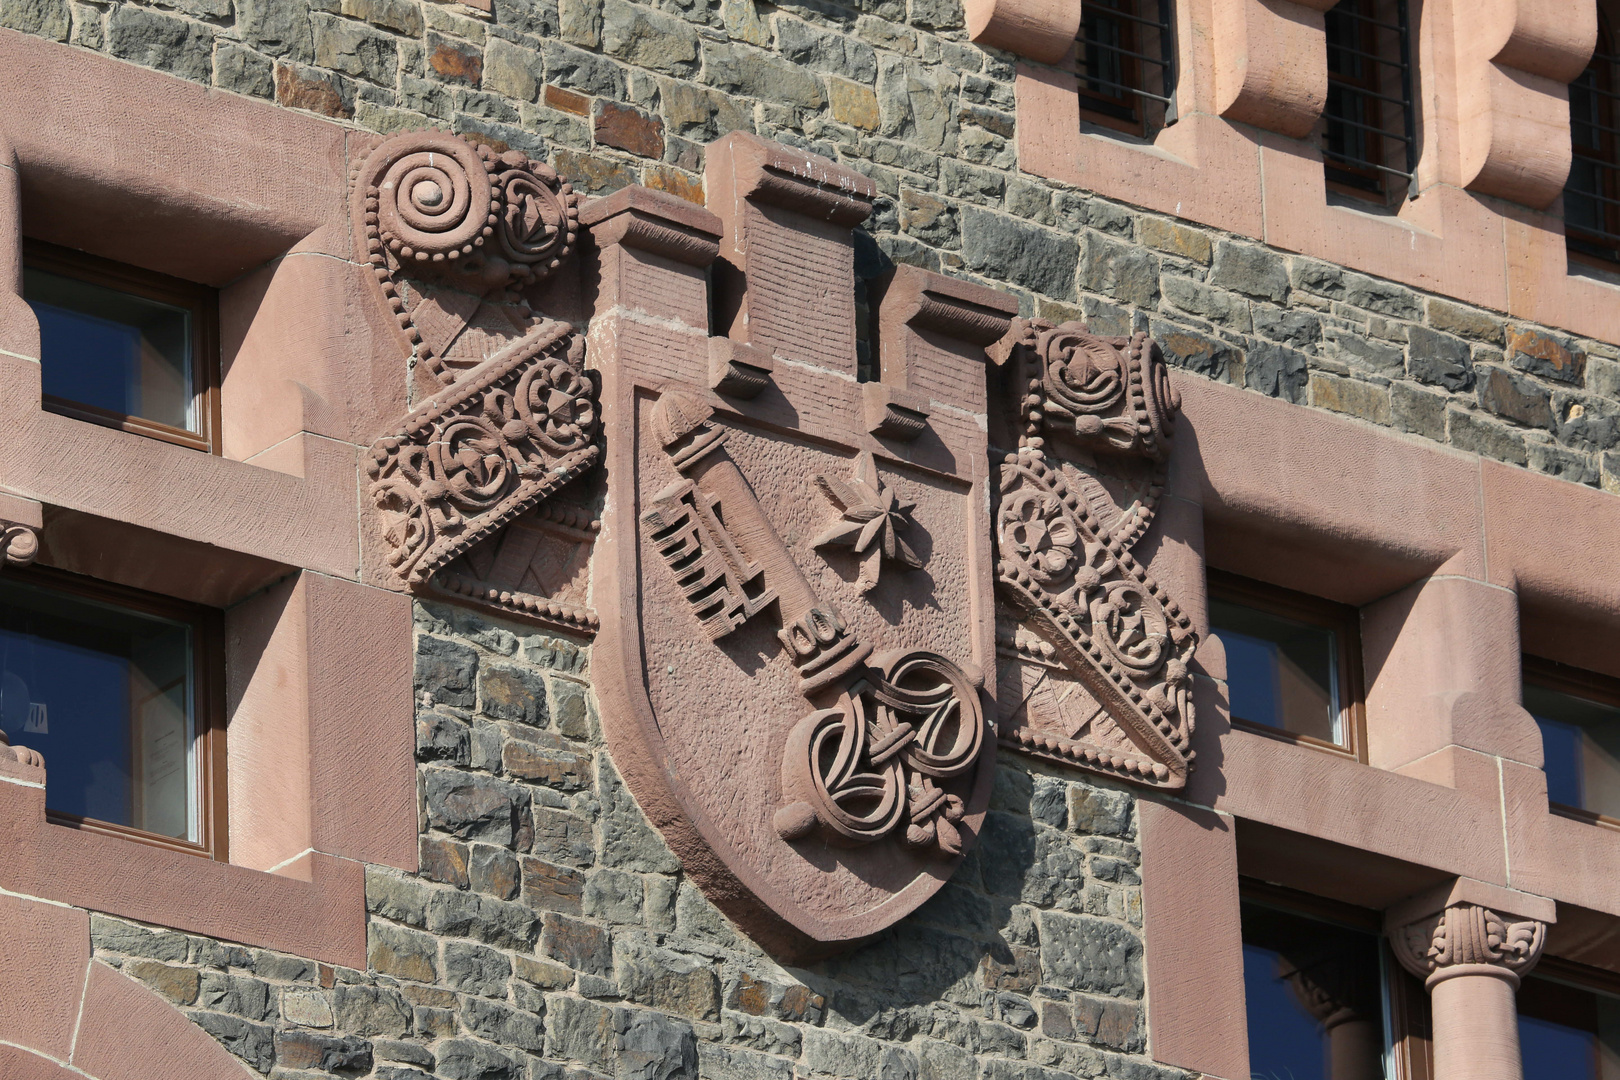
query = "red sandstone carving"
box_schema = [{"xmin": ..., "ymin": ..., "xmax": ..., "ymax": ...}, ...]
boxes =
[
  {"xmin": 588, "ymin": 134, "xmax": 1010, "ymax": 955},
  {"xmin": 1390, "ymin": 902, "xmax": 1547, "ymax": 988},
  {"xmin": 810, "ymin": 451, "xmax": 923, "ymax": 593},
  {"xmin": 366, "ymin": 324, "xmax": 600, "ymax": 588},
  {"xmin": 0, "ymin": 519, "xmax": 37, "ymax": 568},
  {"xmin": 351, "ymin": 129, "xmax": 579, "ymax": 386},
  {"xmin": 354, "ymin": 132, "xmax": 602, "ymax": 632},
  {"xmin": 993, "ymin": 321, "xmax": 1197, "ymax": 788}
]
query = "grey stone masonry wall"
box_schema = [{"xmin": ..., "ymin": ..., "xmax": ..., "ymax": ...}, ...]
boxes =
[
  {"xmin": 5, "ymin": 0, "xmax": 1620, "ymax": 491},
  {"xmin": 91, "ymin": 602, "xmax": 1181, "ymax": 1080}
]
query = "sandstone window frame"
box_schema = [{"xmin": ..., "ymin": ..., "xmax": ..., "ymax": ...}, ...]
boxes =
[
  {"xmin": 1209, "ymin": 568, "xmax": 1369, "ymax": 762},
  {"xmin": 1240, "ymin": 876, "xmax": 1435, "ymax": 1080},
  {"xmin": 1521, "ymin": 654, "xmax": 1620, "ymax": 831},
  {"xmin": 1321, "ymin": 0, "xmax": 1419, "ymax": 205},
  {"xmin": 6, "ymin": 562, "xmax": 229, "ymax": 862},
  {"xmin": 22, "ymin": 238, "xmax": 221, "ymax": 455}
]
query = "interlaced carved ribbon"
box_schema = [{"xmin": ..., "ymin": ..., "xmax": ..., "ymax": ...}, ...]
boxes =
[{"xmin": 776, "ymin": 651, "xmax": 985, "ymax": 857}]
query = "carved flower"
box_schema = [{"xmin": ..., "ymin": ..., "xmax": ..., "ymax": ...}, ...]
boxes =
[
  {"xmin": 811, "ymin": 451, "xmax": 923, "ymax": 593},
  {"xmin": 1003, "ymin": 491, "xmax": 1078, "ymax": 582}
]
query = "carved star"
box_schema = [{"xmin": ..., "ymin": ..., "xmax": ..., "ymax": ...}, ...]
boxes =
[{"xmin": 811, "ymin": 451, "xmax": 923, "ymax": 592}]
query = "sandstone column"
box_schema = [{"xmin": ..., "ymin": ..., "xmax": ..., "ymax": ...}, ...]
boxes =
[{"xmin": 1386, "ymin": 879, "xmax": 1556, "ymax": 1080}]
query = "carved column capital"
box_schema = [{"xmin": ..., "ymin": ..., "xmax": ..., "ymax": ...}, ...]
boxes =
[{"xmin": 1386, "ymin": 879, "xmax": 1555, "ymax": 990}]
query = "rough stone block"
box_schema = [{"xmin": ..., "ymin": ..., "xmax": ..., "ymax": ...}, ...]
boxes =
[
  {"xmin": 1408, "ymin": 325, "xmax": 1475, "ymax": 390},
  {"xmin": 1162, "ymin": 275, "xmax": 1251, "ymax": 331},
  {"xmin": 1507, "ymin": 324, "xmax": 1586, "ymax": 384},
  {"xmin": 1528, "ymin": 442, "xmax": 1600, "ymax": 485},
  {"xmin": 425, "ymin": 889, "xmax": 542, "ymax": 950},
  {"xmin": 1310, "ymin": 373, "xmax": 1391, "ymax": 425},
  {"xmin": 877, "ymin": 54, "xmax": 950, "ymax": 149},
  {"xmin": 1077, "ymin": 230, "xmax": 1156, "ymax": 308},
  {"xmin": 470, "ymin": 844, "xmax": 522, "ymax": 900},
  {"xmin": 436, "ymin": 1037, "xmax": 528, "ymax": 1080},
  {"xmin": 282, "ymin": 988, "xmax": 335, "ymax": 1028},
  {"xmin": 1209, "ymin": 240, "xmax": 1289, "ymax": 302},
  {"xmin": 214, "ymin": 43, "xmax": 275, "ymax": 99},
  {"xmin": 424, "ymin": 769, "xmax": 528, "ymax": 845},
  {"xmin": 1390, "ymin": 380, "xmax": 1448, "ymax": 440},
  {"xmin": 1555, "ymin": 392, "xmax": 1620, "ymax": 451},
  {"xmin": 461, "ymin": 997, "xmax": 548, "ymax": 1052},
  {"xmin": 444, "ymin": 940, "xmax": 513, "ymax": 998},
  {"xmin": 189, "ymin": 1012, "xmax": 275, "ymax": 1073},
  {"xmin": 106, "ymin": 6, "xmax": 213, "ymax": 80},
  {"xmin": 614, "ymin": 933, "xmax": 721, "ymax": 1019},
  {"xmin": 197, "ymin": 972, "xmax": 273, "ymax": 1021},
  {"xmin": 484, "ymin": 37, "xmax": 543, "ymax": 102},
  {"xmin": 778, "ymin": 16, "xmax": 877, "ymax": 80},
  {"xmin": 1448, "ymin": 407, "xmax": 1529, "ymax": 465},
  {"xmin": 92, "ymin": 915, "xmax": 191, "ymax": 962},
  {"xmin": 275, "ymin": 62, "xmax": 354, "ymax": 118},
  {"xmin": 595, "ymin": 99, "xmax": 665, "ymax": 157},
  {"xmin": 420, "ymin": 835, "xmax": 471, "ymax": 888},
  {"xmin": 1245, "ymin": 342, "xmax": 1309, "ymax": 404},
  {"xmin": 332, "ymin": 985, "xmax": 413, "ymax": 1037},
  {"xmin": 1428, "ymin": 298, "xmax": 1504, "ymax": 343},
  {"xmin": 545, "ymin": 994, "xmax": 617, "ymax": 1070},
  {"xmin": 542, "ymin": 911, "xmax": 613, "ymax": 975},
  {"xmin": 417, "ymin": 636, "xmax": 480, "ymax": 707},
  {"xmin": 123, "ymin": 958, "xmax": 199, "ymax": 1006},
  {"xmin": 275, "ymin": 1030, "xmax": 375, "ymax": 1072},
  {"xmin": 1477, "ymin": 365, "xmax": 1554, "ymax": 429},
  {"xmin": 477, "ymin": 661, "xmax": 548, "ymax": 724},
  {"xmin": 1137, "ymin": 217, "xmax": 1211, "ymax": 264},
  {"xmin": 312, "ymin": 11, "xmax": 397, "ymax": 84},
  {"xmin": 368, "ymin": 921, "xmax": 439, "ymax": 984},
  {"xmin": 1039, "ymin": 911, "xmax": 1144, "ymax": 997},
  {"xmin": 1067, "ymin": 784, "xmax": 1134, "ymax": 838}
]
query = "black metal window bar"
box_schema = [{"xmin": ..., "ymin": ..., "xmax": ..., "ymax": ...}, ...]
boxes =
[
  {"xmin": 1323, "ymin": 0, "xmax": 1418, "ymax": 202},
  {"xmin": 1566, "ymin": 20, "xmax": 1620, "ymax": 266},
  {"xmin": 1075, "ymin": 0, "xmax": 1178, "ymax": 138}
]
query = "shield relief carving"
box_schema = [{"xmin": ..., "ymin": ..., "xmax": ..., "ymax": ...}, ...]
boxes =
[{"xmin": 586, "ymin": 134, "xmax": 1019, "ymax": 955}]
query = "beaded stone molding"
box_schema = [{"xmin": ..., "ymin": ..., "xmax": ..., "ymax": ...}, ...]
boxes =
[
  {"xmin": 353, "ymin": 132, "xmax": 602, "ymax": 634},
  {"xmin": 350, "ymin": 129, "xmax": 580, "ymax": 386},
  {"xmin": 992, "ymin": 319, "xmax": 1198, "ymax": 789}
]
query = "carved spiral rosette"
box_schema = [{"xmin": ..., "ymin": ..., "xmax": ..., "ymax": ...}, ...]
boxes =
[
  {"xmin": 0, "ymin": 521, "xmax": 38, "ymax": 568},
  {"xmin": 1390, "ymin": 903, "xmax": 1549, "ymax": 989},
  {"xmin": 1016, "ymin": 322, "xmax": 1179, "ymax": 463},
  {"xmin": 352, "ymin": 130, "xmax": 580, "ymax": 385},
  {"xmin": 367, "ymin": 322, "xmax": 601, "ymax": 587},
  {"xmin": 775, "ymin": 650, "xmax": 988, "ymax": 857}
]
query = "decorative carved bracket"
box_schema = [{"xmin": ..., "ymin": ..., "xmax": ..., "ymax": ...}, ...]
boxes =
[
  {"xmin": 365, "ymin": 320, "xmax": 601, "ymax": 591},
  {"xmin": 354, "ymin": 131, "xmax": 602, "ymax": 632},
  {"xmin": 992, "ymin": 320, "xmax": 1197, "ymax": 788},
  {"xmin": 0, "ymin": 520, "xmax": 37, "ymax": 568}
]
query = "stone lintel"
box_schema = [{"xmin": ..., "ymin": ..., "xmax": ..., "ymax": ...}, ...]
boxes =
[{"xmin": 581, "ymin": 185, "xmax": 722, "ymax": 267}]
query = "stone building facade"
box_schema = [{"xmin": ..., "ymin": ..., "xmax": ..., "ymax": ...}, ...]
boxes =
[{"xmin": 0, "ymin": 0, "xmax": 1614, "ymax": 1077}]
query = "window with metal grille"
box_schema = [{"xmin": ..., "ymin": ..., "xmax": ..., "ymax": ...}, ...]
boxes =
[
  {"xmin": 1074, "ymin": 0, "xmax": 1177, "ymax": 139},
  {"xmin": 1322, "ymin": 0, "xmax": 1418, "ymax": 204},
  {"xmin": 1567, "ymin": 14, "xmax": 1620, "ymax": 266}
]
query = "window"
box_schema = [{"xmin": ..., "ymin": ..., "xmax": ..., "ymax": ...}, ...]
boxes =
[
  {"xmin": 0, "ymin": 567, "xmax": 224, "ymax": 857},
  {"xmin": 1567, "ymin": 11, "xmax": 1620, "ymax": 267},
  {"xmin": 22, "ymin": 240, "xmax": 219, "ymax": 453},
  {"xmin": 1322, "ymin": 0, "xmax": 1418, "ymax": 204},
  {"xmin": 1518, "ymin": 961, "xmax": 1620, "ymax": 1080},
  {"xmin": 1075, "ymin": 0, "xmax": 1178, "ymax": 139},
  {"xmin": 1208, "ymin": 571, "xmax": 1365, "ymax": 757},
  {"xmin": 1523, "ymin": 658, "xmax": 1620, "ymax": 825},
  {"xmin": 1243, "ymin": 882, "xmax": 1430, "ymax": 1080}
]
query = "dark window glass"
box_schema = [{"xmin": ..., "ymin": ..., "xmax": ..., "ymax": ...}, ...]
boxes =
[
  {"xmin": 24, "ymin": 267, "xmax": 194, "ymax": 433},
  {"xmin": 1566, "ymin": 15, "xmax": 1620, "ymax": 266},
  {"xmin": 1518, "ymin": 973, "xmax": 1620, "ymax": 1080},
  {"xmin": 1243, "ymin": 901, "xmax": 1391, "ymax": 1080},
  {"xmin": 1211, "ymin": 598, "xmax": 1341, "ymax": 744},
  {"xmin": 0, "ymin": 576, "xmax": 196, "ymax": 841},
  {"xmin": 1075, "ymin": 0, "xmax": 1178, "ymax": 138},
  {"xmin": 1322, "ymin": 0, "xmax": 1417, "ymax": 204},
  {"xmin": 1524, "ymin": 682, "xmax": 1620, "ymax": 820}
]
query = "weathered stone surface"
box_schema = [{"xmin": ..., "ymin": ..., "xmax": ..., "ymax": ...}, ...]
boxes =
[
  {"xmin": 1067, "ymin": 785, "xmax": 1133, "ymax": 838},
  {"xmin": 703, "ymin": 42, "xmax": 824, "ymax": 108},
  {"xmin": 533, "ymin": 806, "xmax": 596, "ymax": 867},
  {"xmin": 418, "ymin": 636, "xmax": 480, "ymax": 707},
  {"xmin": 444, "ymin": 941, "xmax": 513, "ymax": 998},
  {"xmin": 599, "ymin": 758, "xmax": 683, "ymax": 874},
  {"xmin": 1391, "ymin": 380, "xmax": 1448, "ymax": 440},
  {"xmin": 332, "ymin": 985, "xmax": 413, "ymax": 1037},
  {"xmin": 1246, "ymin": 342, "xmax": 1309, "ymax": 403},
  {"xmin": 1039, "ymin": 911, "xmax": 1144, "ymax": 997},
  {"xmin": 1477, "ymin": 365, "xmax": 1554, "ymax": 429},
  {"xmin": 282, "ymin": 988, "xmax": 336, "ymax": 1028},
  {"xmin": 595, "ymin": 99, "xmax": 665, "ymax": 157},
  {"xmin": 106, "ymin": 6, "xmax": 211, "ymax": 80},
  {"xmin": 190, "ymin": 1012, "xmax": 276, "ymax": 1073},
  {"xmin": 461, "ymin": 997, "xmax": 548, "ymax": 1052},
  {"xmin": 1079, "ymin": 231, "xmax": 1156, "ymax": 308},
  {"xmin": 425, "ymin": 769, "xmax": 528, "ymax": 845},
  {"xmin": 198, "ymin": 973, "xmax": 273, "ymax": 1021},
  {"xmin": 426, "ymin": 889, "xmax": 542, "ymax": 950},
  {"xmin": 1408, "ymin": 325, "xmax": 1475, "ymax": 390},
  {"xmin": 1137, "ymin": 217, "xmax": 1212, "ymax": 264},
  {"xmin": 124, "ymin": 958, "xmax": 200, "ymax": 1005},
  {"xmin": 0, "ymin": 0, "xmax": 68, "ymax": 39},
  {"xmin": 602, "ymin": 0, "xmax": 699, "ymax": 75},
  {"xmin": 960, "ymin": 208, "xmax": 1078, "ymax": 299},
  {"xmin": 1330, "ymin": 330, "xmax": 1405, "ymax": 378},
  {"xmin": 1153, "ymin": 321, "xmax": 1240, "ymax": 382},
  {"xmin": 618, "ymin": 1007, "xmax": 700, "ymax": 1080},
  {"xmin": 1209, "ymin": 240, "xmax": 1289, "ymax": 302},
  {"xmin": 1507, "ymin": 325, "xmax": 1586, "ymax": 384},
  {"xmin": 471, "ymin": 844, "xmax": 522, "ymax": 900},
  {"xmin": 275, "ymin": 62, "xmax": 353, "ymax": 118},
  {"xmin": 503, "ymin": 737, "xmax": 591, "ymax": 789},
  {"xmin": 1448, "ymin": 407, "xmax": 1529, "ymax": 465},
  {"xmin": 1311, "ymin": 373, "xmax": 1391, "ymax": 425},
  {"xmin": 877, "ymin": 54, "xmax": 951, "ymax": 149},
  {"xmin": 546, "ymin": 994, "xmax": 617, "ymax": 1070},
  {"xmin": 369, "ymin": 921, "xmax": 439, "ymax": 983},
  {"xmin": 779, "ymin": 17, "xmax": 877, "ymax": 80},
  {"xmin": 830, "ymin": 76, "xmax": 881, "ymax": 131},
  {"xmin": 1555, "ymin": 392, "xmax": 1620, "ymax": 451},
  {"xmin": 483, "ymin": 37, "xmax": 543, "ymax": 102},
  {"xmin": 275, "ymin": 1030, "xmax": 375, "ymax": 1072},
  {"xmin": 1428, "ymin": 298, "xmax": 1505, "ymax": 343},
  {"xmin": 437, "ymin": 1037, "xmax": 528, "ymax": 1080},
  {"xmin": 92, "ymin": 915, "xmax": 190, "ymax": 962},
  {"xmin": 615, "ymin": 933, "xmax": 721, "ymax": 1019},
  {"xmin": 543, "ymin": 912, "xmax": 613, "ymax": 975},
  {"xmin": 478, "ymin": 661, "xmax": 548, "ymax": 724},
  {"xmin": 1162, "ymin": 275, "xmax": 1250, "ymax": 332},
  {"xmin": 311, "ymin": 12, "xmax": 396, "ymax": 84},
  {"xmin": 420, "ymin": 836, "xmax": 471, "ymax": 888}
]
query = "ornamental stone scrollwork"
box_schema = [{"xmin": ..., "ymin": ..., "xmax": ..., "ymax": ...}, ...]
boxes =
[
  {"xmin": 1389, "ymin": 902, "xmax": 1549, "ymax": 988},
  {"xmin": 353, "ymin": 131, "xmax": 601, "ymax": 634},
  {"xmin": 588, "ymin": 133, "xmax": 1016, "ymax": 956},
  {"xmin": 992, "ymin": 319, "xmax": 1198, "ymax": 788},
  {"xmin": 0, "ymin": 520, "xmax": 37, "ymax": 568}
]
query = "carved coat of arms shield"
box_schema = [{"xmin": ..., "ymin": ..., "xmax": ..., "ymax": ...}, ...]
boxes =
[{"xmin": 587, "ymin": 134, "xmax": 1018, "ymax": 955}]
